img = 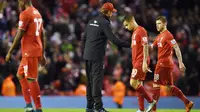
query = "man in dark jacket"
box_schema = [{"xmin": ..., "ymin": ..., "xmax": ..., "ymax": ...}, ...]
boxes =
[{"xmin": 82, "ymin": 2, "xmax": 131, "ymax": 112}]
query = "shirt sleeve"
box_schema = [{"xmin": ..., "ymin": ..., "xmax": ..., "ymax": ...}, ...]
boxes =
[
  {"xmin": 18, "ymin": 12, "xmax": 30, "ymax": 31},
  {"xmin": 166, "ymin": 34, "xmax": 176, "ymax": 47}
]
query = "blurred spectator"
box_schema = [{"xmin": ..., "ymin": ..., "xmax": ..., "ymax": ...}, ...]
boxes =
[
  {"xmin": 1, "ymin": 74, "xmax": 16, "ymax": 96},
  {"xmin": 111, "ymin": 76, "xmax": 126, "ymax": 108}
]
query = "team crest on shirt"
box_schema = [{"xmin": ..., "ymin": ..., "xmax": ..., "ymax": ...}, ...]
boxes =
[
  {"xmin": 18, "ymin": 21, "xmax": 23, "ymax": 27},
  {"xmin": 170, "ymin": 39, "xmax": 176, "ymax": 45},
  {"xmin": 131, "ymin": 34, "xmax": 137, "ymax": 46}
]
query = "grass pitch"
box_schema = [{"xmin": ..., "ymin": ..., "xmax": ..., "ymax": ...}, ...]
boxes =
[{"xmin": 0, "ymin": 109, "xmax": 199, "ymax": 112}]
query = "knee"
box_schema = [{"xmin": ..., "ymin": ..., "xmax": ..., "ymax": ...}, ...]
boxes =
[
  {"xmin": 153, "ymin": 83, "xmax": 160, "ymax": 88},
  {"xmin": 27, "ymin": 78, "xmax": 37, "ymax": 82},
  {"xmin": 167, "ymin": 85, "xmax": 174, "ymax": 91},
  {"xmin": 16, "ymin": 74, "xmax": 24, "ymax": 80},
  {"xmin": 130, "ymin": 79, "xmax": 140, "ymax": 89}
]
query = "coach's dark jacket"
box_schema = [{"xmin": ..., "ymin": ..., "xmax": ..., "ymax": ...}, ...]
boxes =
[{"xmin": 82, "ymin": 14, "xmax": 131, "ymax": 61}]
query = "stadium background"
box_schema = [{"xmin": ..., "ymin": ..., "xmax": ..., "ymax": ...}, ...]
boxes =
[{"xmin": 0, "ymin": 0, "xmax": 199, "ymax": 110}]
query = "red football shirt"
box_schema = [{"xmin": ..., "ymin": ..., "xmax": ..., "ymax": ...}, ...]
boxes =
[
  {"xmin": 18, "ymin": 6, "xmax": 43, "ymax": 57},
  {"xmin": 153, "ymin": 30, "xmax": 177, "ymax": 68},
  {"xmin": 132, "ymin": 26, "xmax": 148, "ymax": 67}
]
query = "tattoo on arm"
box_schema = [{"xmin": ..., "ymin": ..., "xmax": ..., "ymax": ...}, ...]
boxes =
[
  {"xmin": 173, "ymin": 44, "xmax": 183, "ymax": 63},
  {"xmin": 143, "ymin": 44, "xmax": 148, "ymax": 63}
]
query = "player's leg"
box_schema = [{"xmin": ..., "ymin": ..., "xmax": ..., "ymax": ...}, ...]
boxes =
[
  {"xmin": 27, "ymin": 78, "xmax": 42, "ymax": 112},
  {"xmin": 85, "ymin": 60, "xmax": 94, "ymax": 112},
  {"xmin": 152, "ymin": 66, "xmax": 166, "ymax": 112},
  {"xmin": 130, "ymin": 79, "xmax": 156, "ymax": 112},
  {"xmin": 26, "ymin": 57, "xmax": 42, "ymax": 112},
  {"xmin": 17, "ymin": 58, "xmax": 33, "ymax": 112},
  {"xmin": 167, "ymin": 85, "xmax": 194, "ymax": 112},
  {"xmin": 152, "ymin": 83, "xmax": 161, "ymax": 112},
  {"xmin": 130, "ymin": 68, "xmax": 156, "ymax": 112},
  {"xmin": 164, "ymin": 66, "xmax": 193, "ymax": 112},
  {"xmin": 137, "ymin": 82, "xmax": 145, "ymax": 112}
]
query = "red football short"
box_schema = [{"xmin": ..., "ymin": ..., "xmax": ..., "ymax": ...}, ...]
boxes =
[
  {"xmin": 17, "ymin": 57, "xmax": 40, "ymax": 79},
  {"xmin": 131, "ymin": 66, "xmax": 146, "ymax": 81},
  {"xmin": 154, "ymin": 66, "xmax": 173, "ymax": 85}
]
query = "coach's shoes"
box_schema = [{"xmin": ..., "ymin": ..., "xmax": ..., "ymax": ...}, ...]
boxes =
[
  {"xmin": 34, "ymin": 109, "xmax": 43, "ymax": 112},
  {"xmin": 86, "ymin": 108, "xmax": 94, "ymax": 112},
  {"xmin": 95, "ymin": 108, "xmax": 109, "ymax": 112},
  {"xmin": 186, "ymin": 101, "xmax": 194, "ymax": 112},
  {"xmin": 24, "ymin": 103, "xmax": 34, "ymax": 112},
  {"xmin": 146, "ymin": 100, "xmax": 156, "ymax": 112}
]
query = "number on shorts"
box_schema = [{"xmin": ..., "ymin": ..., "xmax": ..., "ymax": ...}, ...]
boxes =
[
  {"xmin": 131, "ymin": 69, "xmax": 138, "ymax": 78},
  {"xmin": 23, "ymin": 65, "xmax": 28, "ymax": 76},
  {"xmin": 34, "ymin": 18, "xmax": 42, "ymax": 36},
  {"xmin": 154, "ymin": 74, "xmax": 159, "ymax": 82}
]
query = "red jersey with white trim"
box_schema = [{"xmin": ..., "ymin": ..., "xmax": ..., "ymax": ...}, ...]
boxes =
[
  {"xmin": 153, "ymin": 30, "xmax": 176, "ymax": 68},
  {"xmin": 18, "ymin": 6, "xmax": 43, "ymax": 57},
  {"xmin": 132, "ymin": 26, "xmax": 148, "ymax": 67}
]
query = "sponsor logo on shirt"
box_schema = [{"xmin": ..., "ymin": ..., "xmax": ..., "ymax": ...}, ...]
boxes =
[
  {"xmin": 142, "ymin": 37, "xmax": 148, "ymax": 43},
  {"xmin": 170, "ymin": 39, "xmax": 176, "ymax": 45},
  {"xmin": 19, "ymin": 21, "xmax": 23, "ymax": 27}
]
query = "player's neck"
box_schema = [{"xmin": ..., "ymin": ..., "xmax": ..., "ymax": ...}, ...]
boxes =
[
  {"xmin": 160, "ymin": 27, "xmax": 167, "ymax": 33},
  {"xmin": 133, "ymin": 24, "xmax": 139, "ymax": 31},
  {"xmin": 25, "ymin": 4, "xmax": 33, "ymax": 9}
]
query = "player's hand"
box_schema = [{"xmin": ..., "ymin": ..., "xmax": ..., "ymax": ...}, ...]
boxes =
[
  {"xmin": 142, "ymin": 62, "xmax": 152, "ymax": 73},
  {"xmin": 40, "ymin": 55, "xmax": 47, "ymax": 66},
  {"xmin": 5, "ymin": 52, "xmax": 11, "ymax": 62},
  {"xmin": 179, "ymin": 62, "xmax": 186, "ymax": 73}
]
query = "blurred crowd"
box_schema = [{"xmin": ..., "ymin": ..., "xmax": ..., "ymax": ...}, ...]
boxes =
[{"xmin": 0, "ymin": 0, "xmax": 199, "ymax": 97}]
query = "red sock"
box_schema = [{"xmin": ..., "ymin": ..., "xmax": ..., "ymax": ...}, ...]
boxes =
[
  {"xmin": 19, "ymin": 78, "xmax": 31, "ymax": 104},
  {"xmin": 171, "ymin": 86, "xmax": 189, "ymax": 105},
  {"xmin": 136, "ymin": 85, "xmax": 153, "ymax": 103},
  {"xmin": 138, "ymin": 93, "xmax": 144, "ymax": 111},
  {"xmin": 152, "ymin": 87, "xmax": 160, "ymax": 111},
  {"xmin": 29, "ymin": 81, "xmax": 42, "ymax": 109}
]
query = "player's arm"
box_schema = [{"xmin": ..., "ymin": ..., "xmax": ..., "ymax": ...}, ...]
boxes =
[
  {"xmin": 143, "ymin": 44, "xmax": 148, "ymax": 64},
  {"xmin": 39, "ymin": 28, "xmax": 47, "ymax": 66},
  {"xmin": 173, "ymin": 44, "xmax": 183, "ymax": 63},
  {"xmin": 8, "ymin": 30, "xmax": 24, "ymax": 53},
  {"xmin": 141, "ymin": 33, "xmax": 151, "ymax": 73},
  {"xmin": 41, "ymin": 28, "xmax": 46, "ymax": 54},
  {"xmin": 173, "ymin": 43, "xmax": 186, "ymax": 73},
  {"xmin": 6, "ymin": 12, "xmax": 29, "ymax": 62},
  {"xmin": 5, "ymin": 29, "xmax": 24, "ymax": 62},
  {"xmin": 149, "ymin": 37, "xmax": 157, "ymax": 52},
  {"xmin": 142, "ymin": 43, "xmax": 152, "ymax": 73}
]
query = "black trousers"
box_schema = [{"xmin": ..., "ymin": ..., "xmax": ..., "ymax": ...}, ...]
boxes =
[{"xmin": 85, "ymin": 60, "xmax": 104, "ymax": 110}]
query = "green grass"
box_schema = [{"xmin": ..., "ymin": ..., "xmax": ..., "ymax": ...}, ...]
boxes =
[{"xmin": 0, "ymin": 109, "xmax": 199, "ymax": 112}]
